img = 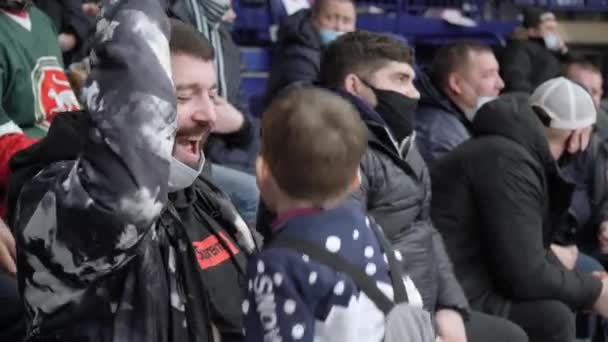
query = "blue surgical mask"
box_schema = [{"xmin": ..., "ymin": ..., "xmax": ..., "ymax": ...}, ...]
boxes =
[
  {"xmin": 319, "ymin": 29, "xmax": 343, "ymax": 46},
  {"xmin": 168, "ymin": 154, "xmax": 206, "ymax": 193},
  {"xmin": 543, "ymin": 33, "xmax": 561, "ymax": 51}
]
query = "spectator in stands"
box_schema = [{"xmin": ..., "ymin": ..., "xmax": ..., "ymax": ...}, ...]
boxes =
[
  {"xmin": 9, "ymin": 4, "xmax": 258, "ymax": 341},
  {"xmin": 431, "ymin": 77, "xmax": 608, "ymax": 342},
  {"xmin": 564, "ymin": 56, "xmax": 607, "ymax": 138},
  {"xmin": 318, "ymin": 30, "xmax": 528, "ymax": 342},
  {"xmin": 0, "ymin": 2, "xmax": 78, "ymax": 338},
  {"xmin": 415, "ymin": 40, "xmax": 504, "ymax": 165},
  {"xmin": 264, "ymin": 0, "xmax": 356, "ymax": 102},
  {"xmin": 167, "ymin": 0, "xmax": 260, "ymax": 224},
  {"xmin": 244, "ymin": 87, "xmax": 431, "ymax": 342},
  {"xmin": 33, "ymin": 0, "xmax": 95, "ymax": 64},
  {"xmin": 0, "ymin": 0, "xmax": 80, "ymax": 217},
  {"xmin": 500, "ymin": 7, "xmax": 568, "ymax": 94}
]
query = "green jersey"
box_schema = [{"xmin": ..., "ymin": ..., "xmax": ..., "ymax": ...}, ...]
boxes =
[{"xmin": 0, "ymin": 7, "xmax": 80, "ymax": 139}]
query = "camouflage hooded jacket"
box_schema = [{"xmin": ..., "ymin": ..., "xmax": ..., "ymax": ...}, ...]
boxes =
[{"xmin": 11, "ymin": 1, "xmax": 256, "ymax": 341}]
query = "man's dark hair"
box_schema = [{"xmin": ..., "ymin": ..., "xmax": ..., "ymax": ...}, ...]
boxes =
[
  {"xmin": 319, "ymin": 30, "xmax": 414, "ymax": 89},
  {"xmin": 169, "ymin": 19, "xmax": 214, "ymax": 61},
  {"xmin": 311, "ymin": 0, "xmax": 354, "ymax": 16},
  {"xmin": 430, "ymin": 40, "xmax": 493, "ymax": 90},
  {"xmin": 261, "ymin": 87, "xmax": 367, "ymax": 205},
  {"xmin": 563, "ymin": 54, "xmax": 602, "ymax": 75}
]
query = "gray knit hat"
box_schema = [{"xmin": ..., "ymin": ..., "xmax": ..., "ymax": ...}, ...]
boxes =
[{"xmin": 530, "ymin": 77, "xmax": 597, "ymax": 130}]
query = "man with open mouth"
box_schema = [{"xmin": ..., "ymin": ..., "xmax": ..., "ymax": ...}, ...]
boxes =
[{"xmin": 6, "ymin": 1, "xmax": 259, "ymax": 341}]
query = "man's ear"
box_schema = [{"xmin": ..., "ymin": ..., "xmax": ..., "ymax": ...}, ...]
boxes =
[
  {"xmin": 448, "ymin": 72, "xmax": 463, "ymax": 96},
  {"xmin": 344, "ymin": 73, "xmax": 360, "ymax": 96}
]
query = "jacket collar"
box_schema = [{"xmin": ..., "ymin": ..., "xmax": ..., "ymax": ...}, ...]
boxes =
[{"xmin": 416, "ymin": 70, "xmax": 471, "ymax": 128}]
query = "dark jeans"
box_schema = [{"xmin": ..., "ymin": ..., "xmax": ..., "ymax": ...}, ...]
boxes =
[
  {"xmin": 466, "ymin": 310, "xmax": 529, "ymax": 342},
  {"xmin": 508, "ymin": 300, "xmax": 575, "ymax": 342},
  {"xmin": 576, "ymin": 253, "xmax": 606, "ymax": 340},
  {"xmin": 0, "ymin": 271, "xmax": 24, "ymax": 341}
]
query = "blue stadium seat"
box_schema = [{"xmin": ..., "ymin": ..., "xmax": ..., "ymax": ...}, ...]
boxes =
[
  {"xmin": 513, "ymin": 0, "xmax": 608, "ymax": 10},
  {"xmin": 241, "ymin": 47, "xmax": 271, "ymax": 72}
]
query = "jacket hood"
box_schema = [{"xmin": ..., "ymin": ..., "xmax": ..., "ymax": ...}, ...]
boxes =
[
  {"xmin": 278, "ymin": 9, "xmax": 321, "ymax": 51},
  {"xmin": 416, "ymin": 70, "xmax": 468, "ymax": 123},
  {"xmin": 472, "ymin": 93, "xmax": 554, "ymax": 168}
]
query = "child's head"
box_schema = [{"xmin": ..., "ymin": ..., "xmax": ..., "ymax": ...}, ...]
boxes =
[{"xmin": 257, "ymin": 87, "xmax": 368, "ymax": 212}]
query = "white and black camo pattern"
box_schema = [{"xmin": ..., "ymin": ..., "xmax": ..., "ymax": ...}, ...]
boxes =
[{"xmin": 13, "ymin": 1, "xmax": 195, "ymax": 341}]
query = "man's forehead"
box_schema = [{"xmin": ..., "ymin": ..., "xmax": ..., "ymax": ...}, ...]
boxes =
[
  {"xmin": 171, "ymin": 55, "xmax": 216, "ymax": 90},
  {"xmin": 464, "ymin": 50, "xmax": 498, "ymax": 72},
  {"xmin": 381, "ymin": 61, "xmax": 416, "ymax": 77},
  {"xmin": 321, "ymin": 0, "xmax": 355, "ymax": 13},
  {"xmin": 175, "ymin": 82, "xmax": 217, "ymax": 92}
]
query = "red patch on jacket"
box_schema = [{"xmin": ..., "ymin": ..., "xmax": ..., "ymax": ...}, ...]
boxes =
[
  {"xmin": 192, "ymin": 232, "xmax": 239, "ymax": 270},
  {"xmin": 32, "ymin": 57, "xmax": 80, "ymax": 124}
]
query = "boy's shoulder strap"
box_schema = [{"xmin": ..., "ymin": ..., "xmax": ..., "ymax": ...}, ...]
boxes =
[{"xmin": 271, "ymin": 220, "xmax": 408, "ymax": 315}]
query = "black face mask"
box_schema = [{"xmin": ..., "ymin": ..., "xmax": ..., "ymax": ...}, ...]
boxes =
[
  {"xmin": 362, "ymin": 79, "xmax": 418, "ymax": 144},
  {"xmin": 0, "ymin": 0, "xmax": 28, "ymax": 11}
]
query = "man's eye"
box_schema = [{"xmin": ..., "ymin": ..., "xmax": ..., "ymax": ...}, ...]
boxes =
[{"xmin": 177, "ymin": 96, "xmax": 190, "ymax": 102}]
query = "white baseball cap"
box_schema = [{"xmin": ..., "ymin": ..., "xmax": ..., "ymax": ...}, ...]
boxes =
[{"xmin": 529, "ymin": 77, "xmax": 597, "ymax": 130}]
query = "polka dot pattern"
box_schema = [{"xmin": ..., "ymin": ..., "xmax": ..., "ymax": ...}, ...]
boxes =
[
  {"xmin": 284, "ymin": 299, "xmax": 296, "ymax": 315},
  {"xmin": 334, "ymin": 280, "xmax": 345, "ymax": 295},
  {"xmin": 273, "ymin": 273, "xmax": 283, "ymax": 287},
  {"xmin": 292, "ymin": 324, "xmax": 305, "ymax": 339},
  {"xmin": 366, "ymin": 263, "xmax": 377, "ymax": 276},
  {"xmin": 325, "ymin": 236, "xmax": 341, "ymax": 253},
  {"xmin": 364, "ymin": 246, "xmax": 374, "ymax": 258},
  {"xmin": 308, "ymin": 271, "xmax": 318, "ymax": 285}
]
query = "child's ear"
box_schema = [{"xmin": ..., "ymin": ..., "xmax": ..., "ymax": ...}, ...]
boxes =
[{"xmin": 348, "ymin": 168, "xmax": 362, "ymax": 192}]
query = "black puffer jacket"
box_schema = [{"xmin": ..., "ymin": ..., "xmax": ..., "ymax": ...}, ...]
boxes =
[
  {"xmin": 499, "ymin": 38, "xmax": 564, "ymax": 94},
  {"xmin": 264, "ymin": 9, "xmax": 322, "ymax": 103},
  {"xmin": 341, "ymin": 91, "xmax": 470, "ymax": 318},
  {"xmin": 431, "ymin": 94, "xmax": 603, "ymax": 317}
]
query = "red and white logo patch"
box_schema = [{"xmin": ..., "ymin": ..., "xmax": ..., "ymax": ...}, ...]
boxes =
[{"xmin": 31, "ymin": 57, "xmax": 80, "ymax": 124}]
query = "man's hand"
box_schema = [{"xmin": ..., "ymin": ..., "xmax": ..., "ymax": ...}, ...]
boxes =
[
  {"xmin": 598, "ymin": 221, "xmax": 608, "ymax": 254},
  {"xmin": 58, "ymin": 33, "xmax": 77, "ymax": 52},
  {"xmin": 593, "ymin": 274, "xmax": 608, "ymax": 318},
  {"xmin": 551, "ymin": 244, "xmax": 578, "ymax": 270},
  {"xmin": 435, "ymin": 309, "xmax": 467, "ymax": 342},
  {"xmin": 567, "ymin": 127, "xmax": 592, "ymax": 154},
  {"xmin": 213, "ymin": 96, "xmax": 245, "ymax": 134},
  {"xmin": 0, "ymin": 219, "xmax": 16, "ymax": 275}
]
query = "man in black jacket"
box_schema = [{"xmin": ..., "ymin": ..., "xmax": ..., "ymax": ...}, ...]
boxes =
[
  {"xmin": 318, "ymin": 30, "xmax": 528, "ymax": 342},
  {"xmin": 431, "ymin": 77, "xmax": 608, "ymax": 342},
  {"xmin": 500, "ymin": 7, "xmax": 568, "ymax": 94},
  {"xmin": 8, "ymin": 3, "xmax": 257, "ymax": 341},
  {"xmin": 415, "ymin": 40, "xmax": 504, "ymax": 165},
  {"xmin": 264, "ymin": 0, "xmax": 356, "ymax": 102}
]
